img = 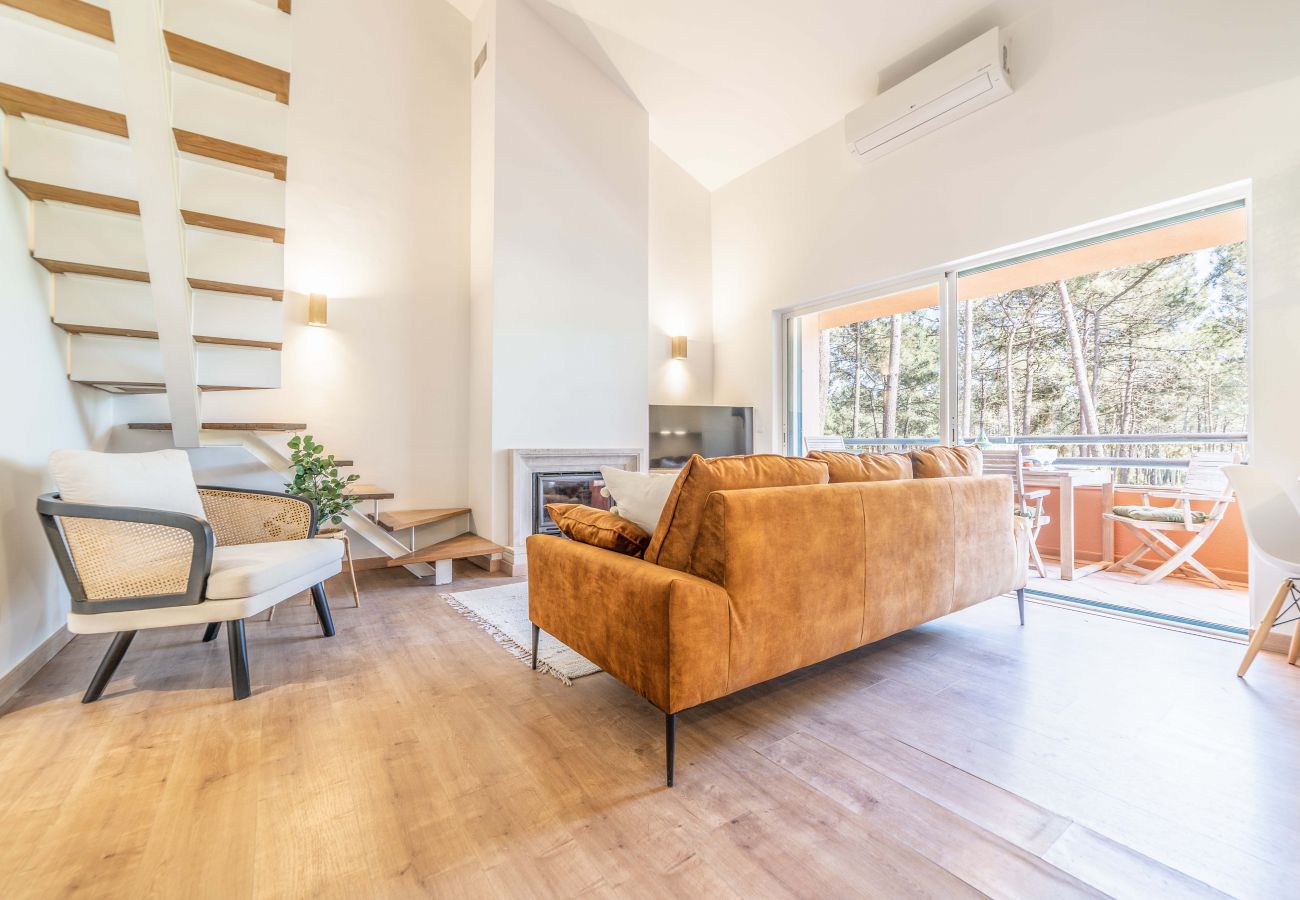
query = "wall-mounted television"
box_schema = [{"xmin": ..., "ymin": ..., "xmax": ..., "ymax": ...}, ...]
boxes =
[{"xmin": 650, "ymin": 405, "xmax": 753, "ymax": 470}]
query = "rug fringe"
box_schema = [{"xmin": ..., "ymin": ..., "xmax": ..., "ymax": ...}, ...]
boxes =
[{"xmin": 440, "ymin": 593, "xmax": 576, "ymax": 686}]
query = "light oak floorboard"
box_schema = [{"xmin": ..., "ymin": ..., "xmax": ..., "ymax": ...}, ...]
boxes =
[{"xmin": 0, "ymin": 568, "xmax": 1296, "ymax": 897}]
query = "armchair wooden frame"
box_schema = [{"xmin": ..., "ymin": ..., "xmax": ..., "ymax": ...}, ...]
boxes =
[{"xmin": 37, "ymin": 486, "xmax": 336, "ymax": 703}]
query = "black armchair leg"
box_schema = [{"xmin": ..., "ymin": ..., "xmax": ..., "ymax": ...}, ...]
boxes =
[
  {"xmin": 83, "ymin": 631, "xmax": 136, "ymax": 703},
  {"xmin": 1017, "ymin": 588, "xmax": 1026, "ymax": 626},
  {"xmin": 666, "ymin": 712, "xmax": 677, "ymax": 787},
  {"xmin": 227, "ymin": 619, "xmax": 251, "ymax": 700},
  {"xmin": 531, "ymin": 623, "xmax": 540, "ymax": 670},
  {"xmin": 310, "ymin": 583, "xmax": 335, "ymax": 638},
  {"xmin": 202, "ymin": 622, "xmax": 221, "ymax": 643}
]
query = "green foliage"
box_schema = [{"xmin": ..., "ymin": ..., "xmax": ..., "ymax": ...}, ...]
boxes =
[{"xmin": 285, "ymin": 434, "xmax": 360, "ymax": 528}]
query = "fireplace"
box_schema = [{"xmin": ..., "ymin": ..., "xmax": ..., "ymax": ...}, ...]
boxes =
[{"xmin": 533, "ymin": 471, "xmax": 611, "ymax": 535}]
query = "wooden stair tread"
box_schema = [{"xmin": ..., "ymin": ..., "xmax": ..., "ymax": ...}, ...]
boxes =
[
  {"xmin": 75, "ymin": 380, "xmax": 260, "ymax": 394},
  {"xmin": 376, "ymin": 507, "xmax": 471, "ymax": 531},
  {"xmin": 35, "ymin": 260, "xmax": 283, "ymax": 300},
  {"xmin": 128, "ymin": 422, "xmax": 307, "ymax": 431},
  {"xmin": 0, "ymin": 82, "xmax": 128, "ymax": 136},
  {"xmin": 53, "ymin": 321, "xmax": 281, "ymax": 350},
  {"xmin": 186, "ymin": 278, "xmax": 284, "ymax": 301},
  {"xmin": 345, "ymin": 483, "xmax": 395, "ymax": 501},
  {"xmin": 1, "ymin": 0, "xmax": 114, "ymax": 41},
  {"xmin": 386, "ymin": 532, "xmax": 503, "ymax": 567},
  {"xmin": 164, "ymin": 31, "xmax": 290, "ymax": 105},
  {"xmin": 174, "ymin": 128, "xmax": 287, "ymax": 180}
]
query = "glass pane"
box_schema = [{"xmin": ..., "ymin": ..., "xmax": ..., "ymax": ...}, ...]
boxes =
[
  {"xmin": 790, "ymin": 284, "xmax": 942, "ymax": 454},
  {"xmin": 956, "ymin": 205, "xmax": 1247, "ymax": 484}
]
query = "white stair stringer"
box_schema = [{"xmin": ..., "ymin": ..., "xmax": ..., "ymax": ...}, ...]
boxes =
[{"xmin": 202, "ymin": 430, "xmax": 437, "ymax": 579}]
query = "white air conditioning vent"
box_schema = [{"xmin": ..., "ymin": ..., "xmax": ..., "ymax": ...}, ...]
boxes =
[{"xmin": 846, "ymin": 28, "xmax": 1011, "ymax": 162}]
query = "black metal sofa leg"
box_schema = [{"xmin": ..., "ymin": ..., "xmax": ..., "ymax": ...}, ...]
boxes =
[
  {"xmin": 666, "ymin": 713, "xmax": 677, "ymax": 787},
  {"xmin": 531, "ymin": 623, "xmax": 540, "ymax": 670},
  {"xmin": 1017, "ymin": 588, "xmax": 1026, "ymax": 626},
  {"xmin": 83, "ymin": 631, "xmax": 136, "ymax": 703},
  {"xmin": 202, "ymin": 622, "xmax": 221, "ymax": 643},
  {"xmin": 227, "ymin": 619, "xmax": 251, "ymax": 700},
  {"xmin": 311, "ymin": 583, "xmax": 335, "ymax": 638}
]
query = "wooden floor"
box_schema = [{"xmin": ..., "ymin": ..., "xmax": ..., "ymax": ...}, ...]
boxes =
[
  {"xmin": 1028, "ymin": 561, "xmax": 1250, "ymax": 630},
  {"xmin": 2, "ymin": 566, "xmax": 1298, "ymax": 898}
]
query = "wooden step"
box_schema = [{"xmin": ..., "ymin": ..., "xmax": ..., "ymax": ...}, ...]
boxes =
[
  {"xmin": 0, "ymin": 0, "xmax": 113, "ymax": 41},
  {"xmin": 128, "ymin": 422, "xmax": 307, "ymax": 431},
  {"xmin": 386, "ymin": 532, "xmax": 503, "ymax": 567},
  {"xmin": 0, "ymin": 83, "xmax": 127, "ymax": 136},
  {"xmin": 186, "ymin": 278, "xmax": 284, "ymax": 301},
  {"xmin": 174, "ymin": 128, "xmax": 287, "ymax": 180},
  {"xmin": 376, "ymin": 508, "xmax": 471, "ymax": 532},
  {"xmin": 53, "ymin": 322, "xmax": 282, "ymax": 350},
  {"xmin": 345, "ymin": 483, "xmax": 395, "ymax": 501},
  {"xmin": 34, "ymin": 259, "xmax": 284, "ymax": 300},
  {"xmin": 10, "ymin": 179, "xmax": 285, "ymax": 242},
  {"xmin": 164, "ymin": 31, "xmax": 290, "ymax": 104},
  {"xmin": 76, "ymin": 380, "xmax": 260, "ymax": 394}
]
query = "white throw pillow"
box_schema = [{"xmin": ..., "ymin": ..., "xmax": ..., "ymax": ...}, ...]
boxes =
[
  {"xmin": 599, "ymin": 466, "xmax": 677, "ymax": 535},
  {"xmin": 49, "ymin": 448, "xmax": 207, "ymax": 520}
]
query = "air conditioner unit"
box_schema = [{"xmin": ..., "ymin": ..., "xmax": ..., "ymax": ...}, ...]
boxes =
[{"xmin": 845, "ymin": 27, "xmax": 1011, "ymax": 162}]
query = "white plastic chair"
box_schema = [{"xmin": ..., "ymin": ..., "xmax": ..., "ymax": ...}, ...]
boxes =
[{"xmin": 1223, "ymin": 465, "xmax": 1300, "ymax": 676}]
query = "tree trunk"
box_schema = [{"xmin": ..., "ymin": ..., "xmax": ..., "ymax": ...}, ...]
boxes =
[
  {"xmin": 882, "ymin": 315, "xmax": 902, "ymax": 438},
  {"xmin": 851, "ymin": 322, "xmax": 862, "ymax": 438},
  {"xmin": 1056, "ymin": 280, "xmax": 1100, "ymax": 448},
  {"xmin": 1004, "ymin": 323, "xmax": 1017, "ymax": 438},
  {"xmin": 817, "ymin": 328, "xmax": 830, "ymax": 437},
  {"xmin": 961, "ymin": 301, "xmax": 974, "ymax": 440},
  {"xmin": 1021, "ymin": 322, "xmax": 1035, "ymax": 435}
]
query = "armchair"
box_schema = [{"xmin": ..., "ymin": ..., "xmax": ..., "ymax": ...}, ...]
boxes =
[
  {"xmin": 38, "ymin": 450, "xmax": 343, "ymax": 703},
  {"xmin": 982, "ymin": 446, "xmax": 1051, "ymax": 577}
]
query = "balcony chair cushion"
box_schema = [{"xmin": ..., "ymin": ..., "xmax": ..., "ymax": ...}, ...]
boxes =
[
  {"xmin": 1110, "ymin": 505, "xmax": 1209, "ymax": 525},
  {"xmin": 910, "ymin": 446, "xmax": 984, "ymax": 479},
  {"xmin": 599, "ymin": 466, "xmax": 679, "ymax": 534},
  {"xmin": 644, "ymin": 454, "xmax": 830, "ymax": 572},
  {"xmin": 808, "ymin": 449, "xmax": 913, "ymax": 484},
  {"xmin": 205, "ymin": 538, "xmax": 344, "ymax": 600},
  {"xmin": 49, "ymin": 448, "xmax": 206, "ymax": 520},
  {"xmin": 546, "ymin": 503, "xmax": 650, "ymax": 557}
]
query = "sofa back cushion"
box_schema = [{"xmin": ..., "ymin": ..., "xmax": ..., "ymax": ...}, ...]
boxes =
[
  {"xmin": 644, "ymin": 454, "xmax": 830, "ymax": 571},
  {"xmin": 910, "ymin": 445, "xmax": 983, "ymax": 478},
  {"xmin": 545, "ymin": 503, "xmax": 650, "ymax": 557},
  {"xmin": 808, "ymin": 450, "xmax": 912, "ymax": 483}
]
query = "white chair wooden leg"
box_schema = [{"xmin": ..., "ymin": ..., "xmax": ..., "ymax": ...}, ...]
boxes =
[
  {"xmin": 1239, "ymin": 580, "xmax": 1292, "ymax": 677},
  {"xmin": 1288, "ymin": 620, "xmax": 1300, "ymax": 666}
]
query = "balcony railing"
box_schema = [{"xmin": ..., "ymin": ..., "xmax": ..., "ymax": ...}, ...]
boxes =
[{"xmin": 839, "ymin": 433, "xmax": 1247, "ymax": 482}]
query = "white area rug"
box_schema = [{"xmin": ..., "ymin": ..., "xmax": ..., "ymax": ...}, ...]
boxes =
[{"xmin": 441, "ymin": 583, "xmax": 600, "ymax": 685}]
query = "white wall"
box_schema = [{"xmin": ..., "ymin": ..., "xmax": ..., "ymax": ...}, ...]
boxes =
[
  {"xmin": 118, "ymin": 0, "xmax": 472, "ymax": 516},
  {"xmin": 708, "ymin": 0, "xmax": 1300, "ymax": 626},
  {"xmin": 0, "ymin": 179, "xmax": 113, "ymax": 687},
  {"xmin": 471, "ymin": 0, "xmax": 650, "ymax": 548},
  {"xmin": 648, "ymin": 145, "xmax": 713, "ymax": 405}
]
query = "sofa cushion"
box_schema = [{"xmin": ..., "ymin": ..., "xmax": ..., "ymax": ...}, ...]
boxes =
[
  {"xmin": 546, "ymin": 502, "xmax": 650, "ymax": 556},
  {"xmin": 809, "ymin": 449, "xmax": 912, "ymax": 483},
  {"xmin": 206, "ymin": 538, "xmax": 343, "ymax": 600},
  {"xmin": 910, "ymin": 445, "xmax": 983, "ymax": 478},
  {"xmin": 598, "ymin": 466, "xmax": 678, "ymax": 534},
  {"xmin": 49, "ymin": 448, "xmax": 207, "ymax": 520},
  {"xmin": 644, "ymin": 454, "xmax": 830, "ymax": 571}
]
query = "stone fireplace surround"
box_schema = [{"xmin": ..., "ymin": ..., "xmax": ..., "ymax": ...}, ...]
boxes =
[{"xmin": 506, "ymin": 448, "xmax": 643, "ymax": 575}]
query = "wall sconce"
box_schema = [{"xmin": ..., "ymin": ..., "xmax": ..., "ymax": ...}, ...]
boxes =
[
  {"xmin": 670, "ymin": 335, "xmax": 688, "ymax": 359},
  {"xmin": 308, "ymin": 293, "xmax": 328, "ymax": 327}
]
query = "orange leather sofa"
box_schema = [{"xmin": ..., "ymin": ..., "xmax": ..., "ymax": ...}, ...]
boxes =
[{"xmin": 526, "ymin": 454, "xmax": 1027, "ymax": 785}]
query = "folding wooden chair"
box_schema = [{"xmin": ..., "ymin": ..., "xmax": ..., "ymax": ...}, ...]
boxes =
[
  {"xmin": 1103, "ymin": 452, "xmax": 1239, "ymax": 588},
  {"xmin": 982, "ymin": 445, "xmax": 1051, "ymax": 577}
]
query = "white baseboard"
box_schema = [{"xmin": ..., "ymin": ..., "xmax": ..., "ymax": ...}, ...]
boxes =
[{"xmin": 0, "ymin": 626, "xmax": 74, "ymax": 708}]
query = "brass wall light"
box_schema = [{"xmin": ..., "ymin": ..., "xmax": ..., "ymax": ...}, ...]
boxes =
[
  {"xmin": 670, "ymin": 335, "xmax": 688, "ymax": 359},
  {"xmin": 308, "ymin": 293, "xmax": 328, "ymax": 327}
]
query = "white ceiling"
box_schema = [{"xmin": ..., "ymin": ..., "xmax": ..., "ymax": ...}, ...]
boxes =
[{"xmin": 456, "ymin": 0, "xmax": 1035, "ymax": 190}]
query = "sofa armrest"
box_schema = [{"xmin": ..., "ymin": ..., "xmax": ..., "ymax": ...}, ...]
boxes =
[{"xmin": 526, "ymin": 534, "xmax": 731, "ymax": 713}]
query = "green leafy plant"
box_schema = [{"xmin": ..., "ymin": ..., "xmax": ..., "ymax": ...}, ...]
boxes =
[{"xmin": 286, "ymin": 434, "xmax": 360, "ymax": 528}]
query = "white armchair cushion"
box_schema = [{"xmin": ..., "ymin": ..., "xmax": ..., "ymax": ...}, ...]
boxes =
[
  {"xmin": 206, "ymin": 538, "xmax": 344, "ymax": 600},
  {"xmin": 49, "ymin": 448, "xmax": 206, "ymax": 520}
]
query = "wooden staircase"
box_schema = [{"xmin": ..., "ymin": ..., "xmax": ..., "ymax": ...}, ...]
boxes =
[{"xmin": 127, "ymin": 421, "xmax": 503, "ymax": 584}]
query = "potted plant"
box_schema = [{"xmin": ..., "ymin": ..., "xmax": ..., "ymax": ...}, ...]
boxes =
[{"xmin": 285, "ymin": 434, "xmax": 360, "ymax": 529}]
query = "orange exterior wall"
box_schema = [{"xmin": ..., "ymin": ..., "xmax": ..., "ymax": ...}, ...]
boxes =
[{"xmin": 1031, "ymin": 486, "xmax": 1248, "ymax": 585}]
